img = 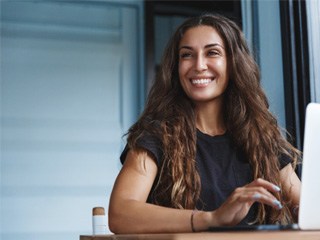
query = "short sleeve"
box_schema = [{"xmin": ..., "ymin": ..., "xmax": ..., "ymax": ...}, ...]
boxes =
[
  {"xmin": 279, "ymin": 153, "xmax": 293, "ymax": 169},
  {"xmin": 120, "ymin": 132, "xmax": 163, "ymax": 167}
]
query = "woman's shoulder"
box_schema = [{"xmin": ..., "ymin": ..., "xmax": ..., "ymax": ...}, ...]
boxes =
[
  {"xmin": 278, "ymin": 152, "xmax": 293, "ymax": 169},
  {"xmin": 121, "ymin": 122, "xmax": 164, "ymax": 166}
]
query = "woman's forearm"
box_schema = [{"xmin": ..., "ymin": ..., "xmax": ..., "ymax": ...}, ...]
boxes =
[{"xmin": 108, "ymin": 199, "xmax": 212, "ymax": 234}]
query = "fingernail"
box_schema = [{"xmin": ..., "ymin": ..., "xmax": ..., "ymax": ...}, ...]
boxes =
[
  {"xmin": 253, "ymin": 193, "xmax": 261, "ymax": 200},
  {"xmin": 273, "ymin": 200, "xmax": 283, "ymax": 209},
  {"xmin": 273, "ymin": 185, "xmax": 281, "ymax": 192}
]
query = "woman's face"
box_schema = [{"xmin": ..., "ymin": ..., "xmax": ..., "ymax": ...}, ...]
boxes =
[{"xmin": 178, "ymin": 26, "xmax": 229, "ymax": 104}]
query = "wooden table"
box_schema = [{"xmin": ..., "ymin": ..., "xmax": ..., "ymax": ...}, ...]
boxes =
[{"xmin": 80, "ymin": 231, "xmax": 320, "ymax": 240}]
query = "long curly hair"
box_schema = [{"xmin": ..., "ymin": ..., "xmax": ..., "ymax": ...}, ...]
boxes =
[{"xmin": 126, "ymin": 14, "xmax": 300, "ymax": 224}]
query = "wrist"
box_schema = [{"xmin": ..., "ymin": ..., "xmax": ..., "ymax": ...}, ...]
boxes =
[
  {"xmin": 191, "ymin": 210, "xmax": 215, "ymax": 232},
  {"xmin": 292, "ymin": 205, "xmax": 299, "ymax": 216}
]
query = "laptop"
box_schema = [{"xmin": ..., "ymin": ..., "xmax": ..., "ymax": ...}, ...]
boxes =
[
  {"xmin": 208, "ymin": 102, "xmax": 320, "ymax": 231},
  {"xmin": 298, "ymin": 102, "xmax": 320, "ymax": 230}
]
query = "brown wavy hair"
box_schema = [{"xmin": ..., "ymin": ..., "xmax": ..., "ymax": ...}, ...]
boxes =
[{"xmin": 126, "ymin": 14, "xmax": 300, "ymax": 224}]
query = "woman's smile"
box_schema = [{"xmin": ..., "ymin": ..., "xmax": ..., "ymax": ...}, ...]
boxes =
[{"xmin": 190, "ymin": 78, "xmax": 214, "ymax": 87}]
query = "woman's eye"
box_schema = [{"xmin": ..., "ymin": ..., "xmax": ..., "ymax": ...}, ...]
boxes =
[
  {"xmin": 180, "ymin": 52, "xmax": 192, "ymax": 58},
  {"xmin": 208, "ymin": 50, "xmax": 219, "ymax": 56}
]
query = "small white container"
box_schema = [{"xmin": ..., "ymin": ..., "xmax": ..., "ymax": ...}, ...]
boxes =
[{"xmin": 92, "ymin": 207, "xmax": 107, "ymax": 235}]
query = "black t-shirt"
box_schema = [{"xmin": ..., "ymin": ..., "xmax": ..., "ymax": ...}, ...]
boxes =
[{"xmin": 120, "ymin": 129, "xmax": 292, "ymax": 225}]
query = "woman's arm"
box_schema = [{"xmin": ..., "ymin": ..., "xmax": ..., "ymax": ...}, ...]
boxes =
[
  {"xmin": 108, "ymin": 148, "xmax": 211, "ymax": 233},
  {"xmin": 109, "ymin": 149, "xmax": 287, "ymax": 233},
  {"xmin": 280, "ymin": 164, "xmax": 301, "ymax": 220}
]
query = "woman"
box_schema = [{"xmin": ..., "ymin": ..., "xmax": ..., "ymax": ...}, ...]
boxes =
[{"xmin": 108, "ymin": 14, "xmax": 301, "ymax": 233}]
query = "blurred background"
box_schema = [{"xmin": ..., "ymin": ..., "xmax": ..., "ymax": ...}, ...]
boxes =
[{"xmin": 0, "ymin": 0, "xmax": 319, "ymax": 239}]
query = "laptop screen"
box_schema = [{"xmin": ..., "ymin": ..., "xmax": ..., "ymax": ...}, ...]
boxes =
[{"xmin": 299, "ymin": 103, "xmax": 320, "ymax": 230}]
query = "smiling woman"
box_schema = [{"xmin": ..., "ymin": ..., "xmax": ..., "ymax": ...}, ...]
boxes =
[
  {"xmin": 178, "ymin": 26, "xmax": 229, "ymax": 105},
  {"xmin": 108, "ymin": 14, "xmax": 301, "ymax": 234}
]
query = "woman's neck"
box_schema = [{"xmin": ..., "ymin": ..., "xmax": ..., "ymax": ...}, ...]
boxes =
[{"xmin": 195, "ymin": 99, "xmax": 226, "ymax": 136}]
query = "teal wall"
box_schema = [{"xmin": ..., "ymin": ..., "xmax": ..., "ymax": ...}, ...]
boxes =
[
  {"xmin": 0, "ymin": 1, "xmax": 144, "ymax": 239},
  {"xmin": 242, "ymin": 0, "xmax": 286, "ymax": 129}
]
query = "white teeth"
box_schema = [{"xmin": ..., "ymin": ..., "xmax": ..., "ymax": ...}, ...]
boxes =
[{"xmin": 191, "ymin": 79, "xmax": 212, "ymax": 84}]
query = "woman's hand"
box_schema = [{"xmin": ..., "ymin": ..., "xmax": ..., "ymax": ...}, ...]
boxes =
[{"xmin": 211, "ymin": 178, "xmax": 282, "ymax": 226}]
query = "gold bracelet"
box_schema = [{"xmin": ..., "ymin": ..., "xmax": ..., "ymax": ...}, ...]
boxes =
[{"xmin": 191, "ymin": 210, "xmax": 197, "ymax": 232}]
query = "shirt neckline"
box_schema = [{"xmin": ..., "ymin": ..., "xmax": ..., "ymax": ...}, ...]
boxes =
[{"xmin": 196, "ymin": 128, "xmax": 228, "ymax": 140}]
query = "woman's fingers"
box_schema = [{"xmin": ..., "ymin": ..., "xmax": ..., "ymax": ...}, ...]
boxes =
[
  {"xmin": 246, "ymin": 178, "xmax": 281, "ymax": 193},
  {"xmin": 232, "ymin": 178, "xmax": 283, "ymax": 210},
  {"xmin": 235, "ymin": 186, "xmax": 275, "ymax": 199},
  {"xmin": 214, "ymin": 178, "xmax": 283, "ymax": 226},
  {"xmin": 236, "ymin": 190, "xmax": 283, "ymax": 210}
]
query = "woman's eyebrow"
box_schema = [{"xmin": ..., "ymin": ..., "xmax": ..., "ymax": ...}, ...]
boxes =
[
  {"xmin": 179, "ymin": 46, "xmax": 193, "ymax": 51},
  {"xmin": 179, "ymin": 43, "xmax": 224, "ymax": 51},
  {"xmin": 205, "ymin": 43, "xmax": 225, "ymax": 49}
]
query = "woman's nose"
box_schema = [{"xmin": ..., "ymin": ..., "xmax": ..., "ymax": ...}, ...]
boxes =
[{"xmin": 195, "ymin": 55, "xmax": 208, "ymax": 72}]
